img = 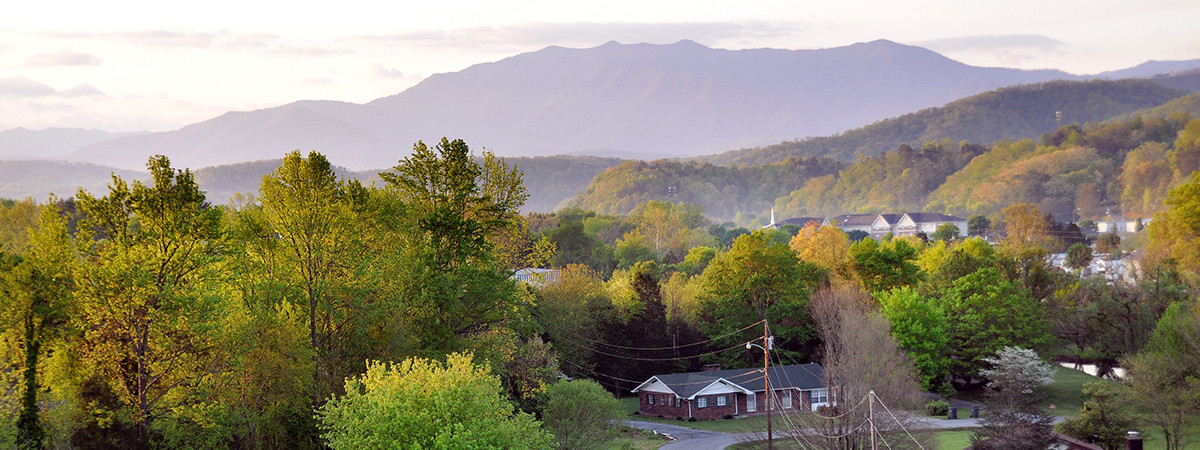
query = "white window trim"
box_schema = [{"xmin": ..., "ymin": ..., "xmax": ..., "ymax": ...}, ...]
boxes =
[{"xmin": 698, "ymin": 397, "xmax": 709, "ymax": 408}]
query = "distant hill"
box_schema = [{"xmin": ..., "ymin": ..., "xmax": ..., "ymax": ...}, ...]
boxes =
[
  {"xmin": 0, "ymin": 160, "xmax": 145, "ymax": 201},
  {"xmin": 0, "ymin": 128, "xmax": 146, "ymax": 159},
  {"xmin": 187, "ymin": 154, "xmax": 625, "ymax": 212},
  {"xmin": 704, "ymin": 79, "xmax": 1187, "ymax": 166},
  {"xmin": 67, "ymin": 40, "xmax": 1091, "ymax": 171}
]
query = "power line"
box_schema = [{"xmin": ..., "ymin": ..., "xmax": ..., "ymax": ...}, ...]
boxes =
[
  {"xmin": 539, "ymin": 317, "xmax": 764, "ymax": 351},
  {"xmin": 551, "ymin": 332, "xmax": 752, "ymax": 362}
]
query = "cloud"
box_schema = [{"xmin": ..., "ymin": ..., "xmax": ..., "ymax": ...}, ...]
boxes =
[
  {"xmin": 917, "ymin": 34, "xmax": 1064, "ymax": 53},
  {"xmin": 64, "ymin": 84, "xmax": 104, "ymax": 97},
  {"xmin": 353, "ymin": 21, "xmax": 811, "ymax": 51},
  {"xmin": 0, "ymin": 77, "xmax": 58, "ymax": 97},
  {"xmin": 0, "ymin": 77, "xmax": 104, "ymax": 98},
  {"xmin": 24, "ymin": 51, "xmax": 103, "ymax": 68},
  {"xmin": 372, "ymin": 63, "xmax": 419, "ymax": 81}
]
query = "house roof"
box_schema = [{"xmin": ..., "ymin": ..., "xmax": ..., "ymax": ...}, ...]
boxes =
[
  {"xmin": 876, "ymin": 214, "xmax": 903, "ymax": 225},
  {"xmin": 829, "ymin": 214, "xmax": 878, "ymax": 227},
  {"xmin": 902, "ymin": 212, "xmax": 965, "ymax": 224},
  {"xmin": 781, "ymin": 217, "xmax": 824, "ymax": 228},
  {"xmin": 632, "ymin": 363, "xmax": 824, "ymax": 398}
]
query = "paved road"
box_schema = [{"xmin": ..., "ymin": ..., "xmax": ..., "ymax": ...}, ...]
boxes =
[{"xmin": 627, "ymin": 414, "xmax": 1062, "ymax": 449}]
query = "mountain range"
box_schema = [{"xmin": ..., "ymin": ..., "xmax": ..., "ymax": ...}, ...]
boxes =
[{"xmin": 10, "ymin": 39, "xmax": 1198, "ymax": 171}]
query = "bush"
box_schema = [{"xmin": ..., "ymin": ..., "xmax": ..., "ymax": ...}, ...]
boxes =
[
  {"xmin": 925, "ymin": 400, "xmax": 950, "ymax": 416},
  {"xmin": 687, "ymin": 417, "xmax": 697, "ymax": 422},
  {"xmin": 543, "ymin": 379, "xmax": 624, "ymax": 450},
  {"xmin": 723, "ymin": 414, "xmax": 733, "ymax": 420}
]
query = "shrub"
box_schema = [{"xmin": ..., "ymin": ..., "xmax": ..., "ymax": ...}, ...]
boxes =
[
  {"xmin": 687, "ymin": 417, "xmax": 697, "ymax": 422},
  {"xmin": 723, "ymin": 414, "xmax": 733, "ymax": 420},
  {"xmin": 925, "ymin": 400, "xmax": 950, "ymax": 416}
]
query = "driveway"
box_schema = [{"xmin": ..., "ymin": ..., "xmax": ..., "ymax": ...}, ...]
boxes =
[{"xmin": 627, "ymin": 414, "xmax": 1063, "ymax": 449}]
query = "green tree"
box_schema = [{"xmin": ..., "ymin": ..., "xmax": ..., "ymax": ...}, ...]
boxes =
[
  {"xmin": 850, "ymin": 238, "xmax": 921, "ymax": 293},
  {"xmin": 542, "ymin": 379, "xmax": 623, "ymax": 450},
  {"xmin": 1056, "ymin": 382, "xmax": 1138, "ymax": 450},
  {"xmin": 1122, "ymin": 301, "xmax": 1200, "ymax": 450},
  {"xmin": 0, "ymin": 201, "xmax": 76, "ymax": 449},
  {"xmin": 697, "ymin": 231, "xmax": 822, "ymax": 367},
  {"xmin": 381, "ymin": 139, "xmax": 532, "ymax": 357},
  {"xmin": 316, "ymin": 353, "xmax": 552, "ymax": 449},
  {"xmin": 968, "ymin": 214, "xmax": 991, "ymax": 236},
  {"xmin": 257, "ymin": 151, "xmax": 372, "ymax": 393},
  {"xmin": 878, "ymin": 287, "xmax": 950, "ymax": 391},
  {"xmin": 1147, "ymin": 171, "xmax": 1200, "ymax": 278},
  {"xmin": 74, "ymin": 156, "xmax": 229, "ymax": 445},
  {"xmin": 936, "ymin": 268, "xmax": 1050, "ymax": 383},
  {"xmin": 1066, "ymin": 243, "xmax": 1093, "ymax": 273},
  {"xmin": 930, "ymin": 222, "xmax": 961, "ymax": 242}
]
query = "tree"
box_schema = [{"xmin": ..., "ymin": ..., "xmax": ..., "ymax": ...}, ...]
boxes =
[
  {"xmin": 792, "ymin": 285, "xmax": 935, "ymax": 449},
  {"xmin": 1066, "ymin": 243, "xmax": 1093, "ymax": 273},
  {"xmin": 930, "ymin": 222, "xmax": 961, "ymax": 242},
  {"xmin": 850, "ymin": 238, "xmax": 921, "ymax": 293},
  {"xmin": 971, "ymin": 347, "xmax": 1057, "ymax": 450},
  {"xmin": 381, "ymin": 139, "xmax": 532, "ymax": 356},
  {"xmin": 1094, "ymin": 233, "xmax": 1122, "ymax": 259},
  {"xmin": 316, "ymin": 353, "xmax": 552, "ymax": 449},
  {"xmin": 968, "ymin": 214, "xmax": 991, "ymax": 237},
  {"xmin": 697, "ymin": 231, "xmax": 822, "ymax": 367},
  {"xmin": 1147, "ymin": 171, "xmax": 1200, "ymax": 277},
  {"xmin": 0, "ymin": 201, "xmax": 76, "ymax": 449},
  {"xmin": 257, "ymin": 151, "xmax": 372, "ymax": 393},
  {"xmin": 542, "ymin": 379, "xmax": 624, "ymax": 450},
  {"xmin": 1001, "ymin": 203, "xmax": 1057, "ymax": 252},
  {"xmin": 936, "ymin": 268, "xmax": 1050, "ymax": 383},
  {"xmin": 74, "ymin": 156, "xmax": 229, "ymax": 445},
  {"xmin": 877, "ymin": 287, "xmax": 950, "ymax": 391},
  {"xmin": 1056, "ymin": 382, "xmax": 1139, "ymax": 450},
  {"xmin": 1122, "ymin": 301, "xmax": 1200, "ymax": 450},
  {"xmin": 789, "ymin": 223, "xmax": 858, "ymax": 287}
]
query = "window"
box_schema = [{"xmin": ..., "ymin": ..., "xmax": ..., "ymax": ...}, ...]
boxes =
[
  {"xmin": 716, "ymin": 395, "xmax": 728, "ymax": 407},
  {"xmin": 697, "ymin": 397, "xmax": 708, "ymax": 408},
  {"xmin": 648, "ymin": 394, "xmax": 655, "ymax": 405},
  {"xmin": 812, "ymin": 389, "xmax": 828, "ymax": 404},
  {"xmin": 674, "ymin": 397, "xmax": 680, "ymax": 407}
]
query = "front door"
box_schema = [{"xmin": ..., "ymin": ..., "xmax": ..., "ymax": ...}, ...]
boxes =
[{"xmin": 747, "ymin": 393, "xmax": 756, "ymax": 412}]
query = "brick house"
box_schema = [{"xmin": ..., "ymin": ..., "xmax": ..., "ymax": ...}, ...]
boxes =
[{"xmin": 631, "ymin": 363, "xmax": 827, "ymax": 421}]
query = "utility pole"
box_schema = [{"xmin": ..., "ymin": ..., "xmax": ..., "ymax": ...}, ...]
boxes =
[
  {"xmin": 764, "ymin": 321, "xmax": 772, "ymax": 450},
  {"xmin": 869, "ymin": 390, "xmax": 877, "ymax": 450}
]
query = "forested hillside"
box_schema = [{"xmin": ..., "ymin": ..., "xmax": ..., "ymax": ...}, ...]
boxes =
[
  {"xmin": 576, "ymin": 88, "xmax": 1200, "ymax": 224},
  {"xmin": 0, "ymin": 161, "xmax": 145, "ymax": 200},
  {"xmin": 706, "ymin": 79, "xmax": 1186, "ymax": 166},
  {"xmin": 563, "ymin": 157, "xmax": 843, "ymax": 221}
]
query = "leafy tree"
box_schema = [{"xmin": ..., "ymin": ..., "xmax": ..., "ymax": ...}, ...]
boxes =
[
  {"xmin": 542, "ymin": 379, "xmax": 623, "ymax": 450},
  {"xmin": 971, "ymin": 347, "xmax": 1057, "ymax": 450},
  {"xmin": 381, "ymin": 139, "xmax": 532, "ymax": 356},
  {"xmin": 1066, "ymin": 243, "xmax": 1094, "ymax": 272},
  {"xmin": 930, "ymin": 222, "xmax": 961, "ymax": 242},
  {"xmin": 789, "ymin": 223, "xmax": 858, "ymax": 287},
  {"xmin": 675, "ymin": 245, "xmax": 716, "ymax": 277},
  {"xmin": 968, "ymin": 214, "xmax": 991, "ymax": 237},
  {"xmin": 1056, "ymin": 382, "xmax": 1139, "ymax": 450},
  {"xmin": 877, "ymin": 287, "xmax": 950, "ymax": 391},
  {"xmin": 936, "ymin": 268, "xmax": 1050, "ymax": 383},
  {"xmin": 317, "ymin": 353, "xmax": 552, "ymax": 449},
  {"xmin": 1001, "ymin": 203, "xmax": 1057, "ymax": 253},
  {"xmin": 1147, "ymin": 171, "xmax": 1200, "ymax": 278},
  {"xmin": 257, "ymin": 151, "xmax": 373, "ymax": 393},
  {"xmin": 1122, "ymin": 301, "xmax": 1200, "ymax": 450},
  {"xmin": 1094, "ymin": 233, "xmax": 1122, "ymax": 259},
  {"xmin": 74, "ymin": 156, "xmax": 229, "ymax": 446},
  {"xmin": 613, "ymin": 232, "xmax": 657, "ymax": 269},
  {"xmin": 0, "ymin": 201, "xmax": 76, "ymax": 449},
  {"xmin": 850, "ymin": 238, "xmax": 921, "ymax": 293},
  {"xmin": 697, "ymin": 231, "xmax": 821, "ymax": 367}
]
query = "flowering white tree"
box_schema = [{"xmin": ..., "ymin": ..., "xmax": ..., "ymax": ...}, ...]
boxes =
[{"xmin": 972, "ymin": 346, "xmax": 1056, "ymax": 450}]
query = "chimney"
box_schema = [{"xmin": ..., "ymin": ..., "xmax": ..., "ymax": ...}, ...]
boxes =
[
  {"xmin": 703, "ymin": 364, "xmax": 722, "ymax": 372},
  {"xmin": 1125, "ymin": 431, "xmax": 1143, "ymax": 450}
]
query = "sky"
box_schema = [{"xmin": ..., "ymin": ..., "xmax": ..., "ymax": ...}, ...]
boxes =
[{"xmin": 3, "ymin": 0, "xmax": 1199, "ymax": 133}]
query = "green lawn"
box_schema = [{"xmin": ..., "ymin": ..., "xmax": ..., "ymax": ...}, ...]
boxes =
[
  {"xmin": 604, "ymin": 427, "xmax": 668, "ymax": 450},
  {"xmin": 935, "ymin": 429, "xmax": 974, "ymax": 449},
  {"xmin": 620, "ymin": 397, "xmax": 809, "ymax": 434},
  {"xmin": 1041, "ymin": 366, "xmax": 1116, "ymax": 417}
]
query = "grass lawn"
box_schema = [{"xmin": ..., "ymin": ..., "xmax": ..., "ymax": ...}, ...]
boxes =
[
  {"xmin": 620, "ymin": 397, "xmax": 804, "ymax": 434},
  {"xmin": 1041, "ymin": 366, "xmax": 1115, "ymax": 417},
  {"xmin": 935, "ymin": 429, "xmax": 974, "ymax": 449},
  {"xmin": 604, "ymin": 427, "xmax": 668, "ymax": 450}
]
